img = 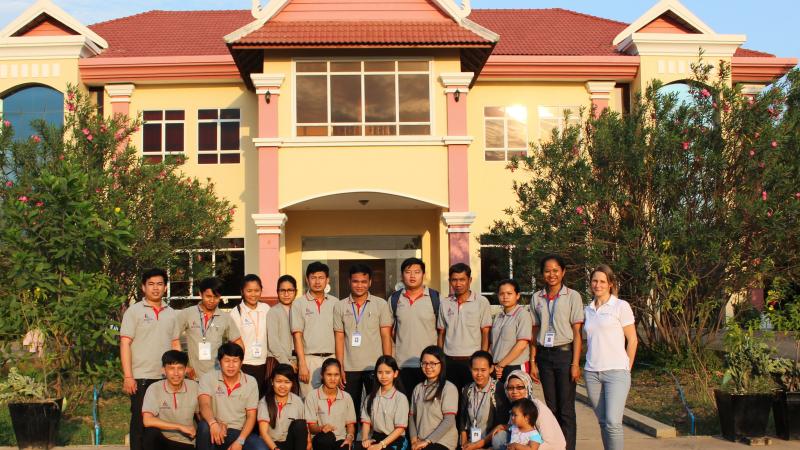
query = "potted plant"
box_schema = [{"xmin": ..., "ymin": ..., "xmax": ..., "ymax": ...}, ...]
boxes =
[
  {"xmin": 0, "ymin": 367, "xmax": 62, "ymax": 450},
  {"xmin": 715, "ymin": 319, "xmax": 779, "ymax": 441},
  {"xmin": 766, "ymin": 279, "xmax": 800, "ymax": 440}
]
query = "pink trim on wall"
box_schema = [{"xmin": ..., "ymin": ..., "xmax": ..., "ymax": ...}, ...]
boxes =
[
  {"xmin": 110, "ymin": 100, "xmax": 130, "ymax": 117},
  {"xmin": 591, "ymin": 98, "xmax": 609, "ymax": 118},
  {"xmin": 79, "ymin": 55, "xmax": 239, "ymax": 84},
  {"xmin": 257, "ymin": 146, "xmax": 280, "ymax": 213},
  {"xmin": 731, "ymin": 57, "xmax": 798, "ymax": 83},
  {"xmin": 259, "ymin": 233, "xmax": 281, "ymax": 301},
  {"xmin": 448, "ymin": 231, "xmax": 470, "ymax": 267},
  {"xmin": 272, "ymin": 0, "xmax": 450, "ymax": 22},
  {"xmin": 480, "ymin": 55, "xmax": 640, "ymax": 80},
  {"xmin": 447, "ymin": 144, "xmax": 469, "ymax": 212},
  {"xmin": 257, "ymin": 92, "xmax": 280, "ymax": 138},
  {"xmin": 446, "ymin": 90, "xmax": 468, "ymax": 135}
]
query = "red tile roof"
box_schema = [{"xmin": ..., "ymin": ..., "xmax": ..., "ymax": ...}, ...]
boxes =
[
  {"xmin": 232, "ymin": 20, "xmax": 492, "ymax": 47},
  {"xmin": 85, "ymin": 8, "xmax": 775, "ymax": 59}
]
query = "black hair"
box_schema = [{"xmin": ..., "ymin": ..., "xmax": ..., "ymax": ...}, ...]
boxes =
[
  {"xmin": 349, "ymin": 263, "xmax": 373, "ymax": 279},
  {"xmin": 198, "ymin": 277, "xmax": 223, "ymax": 297},
  {"xmin": 241, "ymin": 274, "xmax": 263, "ymax": 291},
  {"xmin": 539, "ymin": 254, "xmax": 567, "ymax": 274},
  {"xmin": 496, "ymin": 278, "xmax": 521, "ymax": 294},
  {"xmin": 141, "ymin": 268, "xmax": 168, "ymax": 285},
  {"xmin": 469, "ymin": 350, "xmax": 494, "ymax": 368},
  {"xmin": 401, "ymin": 257, "xmax": 426, "ymax": 274},
  {"xmin": 365, "ymin": 355, "xmax": 403, "ymax": 419},
  {"xmin": 420, "ymin": 345, "xmax": 447, "ymax": 401},
  {"xmin": 265, "ymin": 364, "xmax": 298, "ymax": 428},
  {"xmin": 448, "ymin": 263, "xmax": 471, "ymax": 278},
  {"xmin": 321, "ymin": 358, "xmax": 342, "ymax": 377},
  {"xmin": 161, "ymin": 350, "xmax": 188, "ymax": 367},
  {"xmin": 277, "ymin": 274, "xmax": 297, "ymax": 291},
  {"xmin": 510, "ymin": 398, "xmax": 539, "ymax": 427},
  {"xmin": 217, "ymin": 342, "xmax": 245, "ymax": 361},
  {"xmin": 306, "ymin": 261, "xmax": 330, "ymax": 278}
]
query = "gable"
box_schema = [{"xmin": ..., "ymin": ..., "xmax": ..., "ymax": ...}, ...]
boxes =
[
  {"xmin": 12, "ymin": 13, "xmax": 78, "ymax": 37},
  {"xmin": 637, "ymin": 12, "xmax": 700, "ymax": 35},
  {"xmin": 271, "ymin": 0, "xmax": 452, "ymax": 22}
]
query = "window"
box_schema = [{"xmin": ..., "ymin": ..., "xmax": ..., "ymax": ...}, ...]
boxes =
[
  {"xmin": 538, "ymin": 106, "xmax": 580, "ymax": 141},
  {"xmin": 142, "ymin": 110, "xmax": 184, "ymax": 163},
  {"xmin": 2, "ymin": 85, "xmax": 63, "ymax": 141},
  {"xmin": 295, "ymin": 59, "xmax": 431, "ymax": 137},
  {"xmin": 198, "ymin": 109, "xmax": 240, "ymax": 164},
  {"xmin": 479, "ymin": 237, "xmax": 534, "ymax": 304},
  {"xmin": 484, "ymin": 106, "xmax": 528, "ymax": 161},
  {"xmin": 167, "ymin": 238, "xmax": 245, "ymax": 308}
]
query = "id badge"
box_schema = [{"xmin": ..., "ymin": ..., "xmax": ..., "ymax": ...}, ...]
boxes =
[
  {"xmin": 250, "ymin": 343, "xmax": 263, "ymax": 358},
  {"xmin": 543, "ymin": 331, "xmax": 556, "ymax": 348},
  {"xmin": 351, "ymin": 332, "xmax": 362, "ymax": 347},
  {"xmin": 198, "ymin": 341, "xmax": 212, "ymax": 360},
  {"xmin": 470, "ymin": 426, "xmax": 482, "ymax": 443}
]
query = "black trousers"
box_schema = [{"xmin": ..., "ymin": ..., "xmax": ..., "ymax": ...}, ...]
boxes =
[
  {"xmin": 243, "ymin": 363, "xmax": 268, "ymax": 399},
  {"xmin": 537, "ymin": 347, "xmax": 577, "ymax": 450},
  {"xmin": 143, "ymin": 427, "xmax": 196, "ymax": 450},
  {"xmin": 345, "ymin": 370, "xmax": 375, "ymax": 425},
  {"xmin": 273, "ymin": 420, "xmax": 309, "ymax": 450},
  {"xmin": 312, "ymin": 432, "xmax": 346, "ymax": 450},
  {"xmin": 130, "ymin": 378, "xmax": 160, "ymax": 450},
  {"xmin": 444, "ymin": 356, "xmax": 472, "ymax": 393},
  {"xmin": 398, "ymin": 367, "xmax": 425, "ymax": 397}
]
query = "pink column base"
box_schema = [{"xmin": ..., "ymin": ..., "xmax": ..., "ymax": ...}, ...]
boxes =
[
  {"xmin": 258, "ymin": 232, "xmax": 281, "ymax": 304},
  {"xmin": 110, "ymin": 100, "xmax": 131, "ymax": 151},
  {"xmin": 448, "ymin": 232, "xmax": 470, "ymax": 267},
  {"xmin": 591, "ymin": 98, "xmax": 609, "ymax": 118}
]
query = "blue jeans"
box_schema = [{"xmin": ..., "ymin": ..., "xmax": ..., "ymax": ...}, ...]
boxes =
[
  {"xmin": 196, "ymin": 420, "xmax": 268, "ymax": 450},
  {"xmin": 584, "ymin": 370, "xmax": 630, "ymax": 450}
]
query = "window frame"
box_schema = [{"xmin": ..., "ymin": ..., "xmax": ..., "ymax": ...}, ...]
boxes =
[
  {"xmin": 197, "ymin": 108, "xmax": 241, "ymax": 164},
  {"xmin": 483, "ymin": 105, "xmax": 529, "ymax": 162},
  {"xmin": 166, "ymin": 239, "xmax": 245, "ymax": 303},
  {"xmin": 292, "ymin": 57, "xmax": 434, "ymax": 138},
  {"xmin": 479, "ymin": 243, "xmax": 534, "ymax": 301},
  {"xmin": 141, "ymin": 109, "xmax": 185, "ymax": 162},
  {"xmin": 537, "ymin": 105, "xmax": 581, "ymax": 141}
]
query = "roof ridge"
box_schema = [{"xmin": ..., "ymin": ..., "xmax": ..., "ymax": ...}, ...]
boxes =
[
  {"xmin": 471, "ymin": 7, "xmax": 628, "ymax": 27},
  {"xmin": 89, "ymin": 9, "xmax": 250, "ymax": 27}
]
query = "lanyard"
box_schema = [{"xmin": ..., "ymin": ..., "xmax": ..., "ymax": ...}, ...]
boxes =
[
  {"xmin": 545, "ymin": 290, "xmax": 560, "ymax": 331},
  {"xmin": 199, "ymin": 306, "xmax": 215, "ymax": 340},
  {"xmin": 469, "ymin": 383, "xmax": 491, "ymax": 427},
  {"xmin": 350, "ymin": 299, "xmax": 367, "ymax": 330},
  {"xmin": 239, "ymin": 304, "xmax": 261, "ymax": 341}
]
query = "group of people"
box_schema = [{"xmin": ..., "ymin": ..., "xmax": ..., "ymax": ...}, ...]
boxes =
[{"xmin": 120, "ymin": 255, "xmax": 638, "ymax": 450}]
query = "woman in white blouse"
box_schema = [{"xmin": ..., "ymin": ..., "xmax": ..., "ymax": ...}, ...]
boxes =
[{"xmin": 583, "ymin": 265, "xmax": 638, "ymax": 450}]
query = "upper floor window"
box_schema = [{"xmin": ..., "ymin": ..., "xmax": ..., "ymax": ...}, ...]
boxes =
[
  {"xmin": 198, "ymin": 109, "xmax": 240, "ymax": 164},
  {"xmin": 484, "ymin": 106, "xmax": 528, "ymax": 161},
  {"xmin": 538, "ymin": 106, "xmax": 580, "ymax": 141},
  {"xmin": 2, "ymin": 85, "xmax": 63, "ymax": 141},
  {"xmin": 143, "ymin": 110, "xmax": 184, "ymax": 163},
  {"xmin": 295, "ymin": 59, "xmax": 431, "ymax": 137},
  {"xmin": 167, "ymin": 238, "xmax": 245, "ymax": 308}
]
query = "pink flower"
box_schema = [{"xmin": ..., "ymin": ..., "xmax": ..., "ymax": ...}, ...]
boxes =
[
  {"xmin": 5, "ymin": 181, "xmax": 12, "ymax": 187},
  {"xmin": 767, "ymin": 209, "xmax": 773, "ymax": 218},
  {"xmin": 762, "ymin": 191, "xmax": 768, "ymax": 201},
  {"xmin": 67, "ymin": 92, "xmax": 75, "ymax": 101},
  {"xmin": 18, "ymin": 195, "xmax": 28, "ymax": 203},
  {"xmin": 753, "ymin": 257, "xmax": 762, "ymax": 266},
  {"xmin": 755, "ymin": 132, "xmax": 760, "ymax": 138},
  {"xmin": 82, "ymin": 128, "xmax": 90, "ymax": 136},
  {"xmin": 95, "ymin": 188, "xmax": 102, "ymax": 193},
  {"xmin": 582, "ymin": 219, "xmax": 587, "ymax": 225},
  {"xmin": 35, "ymin": 201, "xmax": 43, "ymax": 207},
  {"xmin": 159, "ymin": 170, "xmax": 167, "ymax": 179},
  {"xmin": 759, "ymin": 162, "xmax": 765, "ymax": 169},
  {"xmin": 700, "ymin": 88, "xmax": 711, "ymax": 98},
  {"xmin": 712, "ymin": 102, "xmax": 718, "ymax": 109},
  {"xmin": 682, "ymin": 142, "xmax": 690, "ymax": 150},
  {"xmin": 58, "ymin": 154, "xmax": 64, "ymax": 160},
  {"xmin": 3, "ymin": 120, "xmax": 9, "ymax": 128},
  {"xmin": 86, "ymin": 134, "xmax": 93, "ymax": 141},
  {"xmin": 228, "ymin": 208, "xmax": 235, "ymax": 216},
  {"xmin": 114, "ymin": 130, "xmax": 125, "ymax": 141},
  {"xmin": 771, "ymin": 141, "xmax": 778, "ymax": 148},
  {"xmin": 66, "ymin": 103, "xmax": 75, "ymax": 112},
  {"xmin": 795, "ymin": 192, "xmax": 800, "ymax": 199},
  {"xmin": 100, "ymin": 125, "xmax": 107, "ymax": 133},
  {"xmin": 575, "ymin": 206, "xmax": 584, "ymax": 215},
  {"xmin": 749, "ymin": 150, "xmax": 755, "ymax": 157},
  {"xmin": 31, "ymin": 135, "xmax": 40, "ymax": 143}
]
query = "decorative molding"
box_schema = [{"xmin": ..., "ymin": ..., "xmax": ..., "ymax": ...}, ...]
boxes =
[
  {"xmin": 731, "ymin": 57, "xmax": 798, "ymax": 83},
  {"xmin": 612, "ymin": 0, "xmax": 715, "ymax": 46},
  {"xmin": 255, "ymin": 88, "xmax": 281, "ymax": 95},
  {"xmin": 617, "ymin": 33, "xmax": 746, "ymax": 57},
  {"xmin": 252, "ymin": 213, "xmax": 287, "ymax": 233},
  {"xmin": 251, "ymin": 73, "xmax": 285, "ymax": 89},
  {"xmin": 739, "ymin": 84, "xmax": 765, "ymax": 96},
  {"xmin": 586, "ymin": 81, "xmax": 616, "ymax": 99},
  {"xmin": 479, "ymin": 55, "xmax": 640, "ymax": 81},
  {"xmin": 442, "ymin": 136, "xmax": 474, "ymax": 145},
  {"xmin": 0, "ymin": 62, "xmax": 61, "ymax": 79},
  {"xmin": 79, "ymin": 55, "xmax": 240, "ymax": 84},
  {"xmin": 105, "ymin": 83, "xmax": 135, "ymax": 99},
  {"xmin": 280, "ymin": 189, "xmax": 448, "ymax": 210},
  {"xmin": 440, "ymin": 72, "xmax": 474, "ymax": 87},
  {"xmin": 256, "ymin": 135, "xmax": 472, "ymax": 148},
  {"xmin": 0, "ymin": 35, "xmax": 102, "ymax": 59},
  {"xmin": 0, "ymin": 0, "xmax": 108, "ymax": 49},
  {"xmin": 252, "ymin": 137, "xmax": 282, "ymax": 147},
  {"xmin": 442, "ymin": 211, "xmax": 477, "ymax": 232},
  {"xmin": 443, "ymin": 87, "xmax": 469, "ymax": 94}
]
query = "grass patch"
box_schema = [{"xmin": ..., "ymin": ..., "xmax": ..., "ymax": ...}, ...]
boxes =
[{"xmin": 0, "ymin": 381, "xmax": 130, "ymax": 445}]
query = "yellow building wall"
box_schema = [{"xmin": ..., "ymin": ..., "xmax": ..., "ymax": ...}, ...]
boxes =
[
  {"xmin": 635, "ymin": 55, "xmax": 734, "ymax": 92},
  {"xmin": 0, "ymin": 58, "xmax": 80, "ymax": 98}
]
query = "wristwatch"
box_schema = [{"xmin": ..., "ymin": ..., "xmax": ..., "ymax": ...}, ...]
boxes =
[{"xmin": 237, "ymin": 438, "xmax": 246, "ymax": 445}]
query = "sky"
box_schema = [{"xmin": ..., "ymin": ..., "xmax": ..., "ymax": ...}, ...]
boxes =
[{"xmin": 0, "ymin": 0, "xmax": 797, "ymax": 59}]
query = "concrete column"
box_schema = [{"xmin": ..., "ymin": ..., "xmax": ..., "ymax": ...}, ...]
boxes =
[{"xmin": 585, "ymin": 81, "xmax": 616, "ymax": 118}]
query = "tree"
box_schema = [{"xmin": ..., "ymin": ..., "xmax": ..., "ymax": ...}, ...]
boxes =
[
  {"xmin": 0, "ymin": 85, "xmax": 233, "ymax": 396},
  {"xmin": 491, "ymin": 60, "xmax": 800, "ymax": 364}
]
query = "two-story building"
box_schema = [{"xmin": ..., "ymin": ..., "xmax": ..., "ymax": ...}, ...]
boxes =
[{"xmin": 0, "ymin": 0, "xmax": 795, "ymax": 300}]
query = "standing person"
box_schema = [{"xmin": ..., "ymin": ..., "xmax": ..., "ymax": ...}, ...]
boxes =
[
  {"xmin": 230, "ymin": 274, "xmax": 271, "ymax": 398},
  {"xmin": 410, "ymin": 345, "xmax": 458, "ymax": 450},
  {"xmin": 173, "ymin": 277, "xmax": 243, "ymax": 380},
  {"xmin": 492, "ymin": 370, "xmax": 565, "ymax": 450},
  {"xmin": 304, "ymin": 358, "xmax": 357, "ymax": 450},
  {"xmin": 120, "ymin": 268, "xmax": 178, "ymax": 450},
  {"xmin": 257, "ymin": 364, "xmax": 308, "ymax": 450},
  {"xmin": 390, "ymin": 257, "xmax": 440, "ymax": 396},
  {"xmin": 334, "ymin": 263, "xmax": 393, "ymax": 424},
  {"xmin": 267, "ymin": 276, "xmax": 297, "ymax": 367},
  {"xmin": 142, "ymin": 350, "xmax": 199, "ymax": 450},
  {"xmin": 437, "ymin": 263, "xmax": 492, "ymax": 393},
  {"xmin": 583, "ymin": 265, "xmax": 637, "ymax": 450},
  {"xmin": 529, "ymin": 256, "xmax": 583, "ymax": 450},
  {"xmin": 458, "ymin": 351, "xmax": 509, "ymax": 450},
  {"xmin": 197, "ymin": 343, "xmax": 266, "ymax": 450},
  {"xmin": 360, "ymin": 356, "xmax": 410, "ymax": 450},
  {"xmin": 490, "ymin": 280, "xmax": 532, "ymax": 382},
  {"xmin": 291, "ymin": 262, "xmax": 338, "ymax": 397}
]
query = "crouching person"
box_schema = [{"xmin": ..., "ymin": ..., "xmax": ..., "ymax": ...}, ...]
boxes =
[
  {"xmin": 198, "ymin": 342, "xmax": 268, "ymax": 450},
  {"xmin": 142, "ymin": 350, "xmax": 198, "ymax": 450},
  {"xmin": 258, "ymin": 364, "xmax": 308, "ymax": 450}
]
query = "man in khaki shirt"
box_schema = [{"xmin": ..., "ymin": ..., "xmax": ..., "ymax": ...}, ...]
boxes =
[{"xmin": 142, "ymin": 350, "xmax": 198, "ymax": 450}]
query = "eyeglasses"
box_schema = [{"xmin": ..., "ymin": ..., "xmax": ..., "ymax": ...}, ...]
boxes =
[
  {"xmin": 506, "ymin": 386, "xmax": 527, "ymax": 391},
  {"xmin": 420, "ymin": 361, "xmax": 441, "ymax": 368},
  {"xmin": 278, "ymin": 289, "xmax": 297, "ymax": 294}
]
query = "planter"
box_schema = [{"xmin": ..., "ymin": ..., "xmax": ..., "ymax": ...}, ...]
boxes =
[
  {"xmin": 714, "ymin": 389, "xmax": 772, "ymax": 441},
  {"xmin": 7, "ymin": 398, "xmax": 62, "ymax": 450},
  {"xmin": 774, "ymin": 390, "xmax": 800, "ymax": 440}
]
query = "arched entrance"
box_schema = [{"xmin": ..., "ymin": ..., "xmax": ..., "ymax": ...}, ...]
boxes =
[{"xmin": 1, "ymin": 84, "xmax": 63, "ymax": 140}]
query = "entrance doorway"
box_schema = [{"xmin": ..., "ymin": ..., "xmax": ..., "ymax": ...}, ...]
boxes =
[{"xmin": 338, "ymin": 259, "xmax": 387, "ymax": 299}]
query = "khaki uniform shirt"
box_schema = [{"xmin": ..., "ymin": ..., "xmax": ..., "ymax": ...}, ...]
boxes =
[
  {"xmin": 174, "ymin": 306, "xmax": 241, "ymax": 378},
  {"xmin": 530, "ymin": 286, "xmax": 585, "ymax": 347},
  {"xmin": 333, "ymin": 295, "xmax": 393, "ymax": 372},
  {"xmin": 120, "ymin": 300, "xmax": 176, "ymax": 379},
  {"xmin": 410, "ymin": 381, "xmax": 458, "ymax": 449},
  {"xmin": 490, "ymin": 305, "xmax": 533, "ymax": 365},
  {"xmin": 437, "ymin": 292, "xmax": 492, "ymax": 357},
  {"xmin": 394, "ymin": 288, "xmax": 438, "ymax": 369},
  {"xmin": 361, "ymin": 387, "xmax": 409, "ymax": 436},
  {"xmin": 290, "ymin": 293, "xmax": 338, "ymax": 355},
  {"xmin": 257, "ymin": 392, "xmax": 305, "ymax": 441},
  {"xmin": 198, "ymin": 370, "xmax": 258, "ymax": 430},
  {"xmin": 304, "ymin": 387, "xmax": 357, "ymax": 440},
  {"xmin": 142, "ymin": 379, "xmax": 199, "ymax": 444},
  {"xmin": 266, "ymin": 304, "xmax": 294, "ymax": 364}
]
